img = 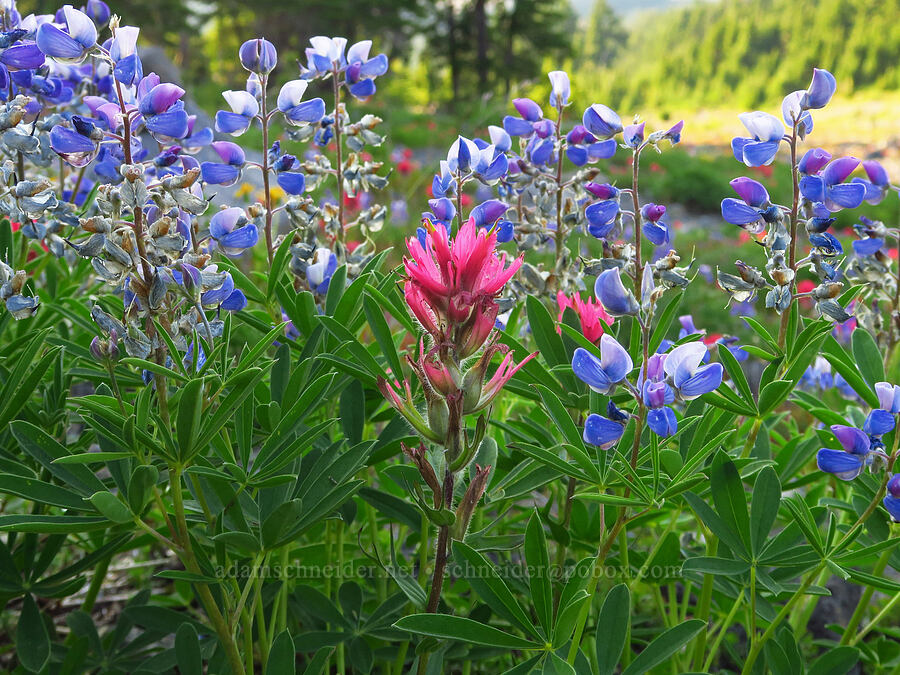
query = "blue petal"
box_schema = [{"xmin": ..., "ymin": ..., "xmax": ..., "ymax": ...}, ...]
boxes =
[
  {"xmin": 742, "ymin": 140, "xmax": 780, "ymax": 167},
  {"xmin": 864, "ymin": 409, "xmax": 895, "ymax": 436},
  {"xmin": 566, "ymin": 145, "xmax": 588, "ymax": 166},
  {"xmin": 348, "ymin": 78, "xmax": 376, "ymax": 99},
  {"xmin": 595, "ymin": 267, "xmax": 638, "ymax": 316},
  {"xmin": 720, "ymin": 198, "xmax": 762, "ymax": 226},
  {"xmin": 145, "ymin": 109, "xmax": 189, "ymax": 139},
  {"xmin": 852, "ymin": 238, "xmax": 884, "ymax": 256},
  {"xmin": 36, "ymin": 23, "xmax": 84, "ymax": 60},
  {"xmin": 731, "ymin": 137, "xmax": 750, "ymax": 163},
  {"xmin": 883, "ymin": 495, "xmax": 900, "ymax": 522},
  {"xmin": 588, "ymin": 139, "xmax": 617, "ymax": 160},
  {"xmin": 799, "ymin": 175, "xmax": 826, "ymax": 203},
  {"xmin": 200, "ymin": 162, "xmax": 240, "ymax": 186},
  {"xmin": 644, "ymin": 220, "xmax": 669, "ymax": 246},
  {"xmin": 220, "ymin": 289, "xmax": 247, "ymax": 311},
  {"xmin": 585, "ymin": 200, "xmax": 619, "ymax": 228},
  {"xmin": 215, "ymin": 110, "xmax": 251, "ymax": 135},
  {"xmin": 647, "ymin": 407, "xmax": 678, "ymax": 437},
  {"xmin": 826, "ymin": 183, "xmax": 866, "ymax": 210},
  {"xmin": 598, "ymin": 333, "xmax": 633, "ymax": 383},
  {"xmin": 583, "ymin": 414, "xmax": 624, "ymax": 449},
  {"xmin": 217, "ymin": 225, "xmax": 259, "ymax": 253},
  {"xmin": 0, "ymin": 43, "xmax": 45, "ymax": 70},
  {"xmin": 503, "ymin": 115, "xmax": 533, "ymax": 137},
  {"xmin": 277, "ymin": 171, "xmax": 306, "ymax": 195},
  {"xmin": 816, "ymin": 448, "xmax": 864, "ymax": 480},
  {"xmin": 677, "ymin": 363, "xmax": 723, "ymax": 399},
  {"xmin": 284, "ymin": 98, "xmax": 326, "ymax": 124}
]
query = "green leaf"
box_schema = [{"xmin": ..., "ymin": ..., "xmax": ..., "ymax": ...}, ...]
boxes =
[
  {"xmin": 17, "ymin": 594, "xmax": 50, "ymax": 673},
  {"xmin": 525, "ymin": 510, "xmax": 553, "ymax": 635},
  {"xmin": 682, "ymin": 556, "xmax": 750, "ymax": 575},
  {"xmin": 266, "ymin": 630, "xmax": 296, "ymax": 675},
  {"xmin": 392, "ymin": 614, "xmax": 539, "ymax": 650},
  {"xmin": 10, "ymin": 420, "xmax": 106, "ymax": 495},
  {"xmin": 0, "ymin": 514, "xmax": 110, "ymax": 533},
  {"xmin": 88, "ymin": 491, "xmax": 133, "ymax": 524},
  {"xmin": 176, "ymin": 378, "xmax": 205, "ymax": 461},
  {"xmin": 709, "ymin": 451, "xmax": 751, "ymax": 555},
  {"xmin": 451, "ymin": 540, "xmax": 539, "ymax": 640},
  {"xmin": 683, "ymin": 493, "xmax": 747, "ymax": 559},
  {"xmin": 127, "ymin": 465, "xmax": 159, "ymax": 515},
  {"xmin": 596, "ymin": 583, "xmax": 630, "ymax": 675},
  {"xmin": 821, "ymin": 337, "xmax": 880, "ymax": 408},
  {"xmin": 620, "ymin": 619, "xmax": 704, "ymax": 675},
  {"xmin": 719, "ymin": 342, "xmax": 756, "ymax": 412},
  {"xmin": 261, "ymin": 499, "xmax": 304, "ymax": 549},
  {"xmin": 526, "ymin": 295, "xmax": 568, "ymax": 367},
  {"xmin": 53, "ymin": 451, "xmax": 133, "ymax": 464},
  {"xmin": 851, "ymin": 329, "xmax": 884, "ymax": 389},
  {"xmin": 340, "ymin": 380, "xmax": 365, "ymax": 446},
  {"xmin": 648, "ymin": 291, "xmax": 685, "ymax": 354},
  {"xmin": 757, "ymin": 380, "xmax": 793, "ymax": 416},
  {"xmin": 363, "ymin": 294, "xmax": 404, "ymax": 378},
  {"xmin": 750, "ymin": 466, "xmax": 781, "ymax": 557},
  {"xmin": 175, "ymin": 623, "xmax": 202, "ymax": 675},
  {"xmin": 324, "ymin": 264, "xmax": 348, "ymax": 316},
  {"xmin": 0, "ymin": 474, "xmax": 87, "ymax": 510},
  {"xmin": 534, "ymin": 385, "xmax": 593, "ymax": 471},
  {"xmin": 806, "ymin": 646, "xmax": 859, "ymax": 675}
]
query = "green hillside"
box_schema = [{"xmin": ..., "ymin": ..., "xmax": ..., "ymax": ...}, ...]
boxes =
[{"xmin": 577, "ymin": 0, "xmax": 900, "ymax": 112}]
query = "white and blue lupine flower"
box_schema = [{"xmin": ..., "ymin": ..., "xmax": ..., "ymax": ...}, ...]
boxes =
[
  {"xmin": 300, "ymin": 36, "xmax": 346, "ymax": 79},
  {"xmin": 200, "ymin": 141, "xmax": 245, "ymax": 186},
  {"xmin": 595, "ymin": 267, "xmax": 639, "ymax": 316},
  {"xmin": 802, "ymin": 68, "xmax": 837, "ymax": 110},
  {"xmin": 109, "ymin": 24, "xmax": 140, "ymax": 85},
  {"xmin": 582, "ymin": 103, "xmax": 623, "ymax": 140},
  {"xmin": 344, "ymin": 40, "xmax": 388, "ymax": 99},
  {"xmin": 488, "ymin": 125, "xmax": 511, "ymax": 153},
  {"xmin": 664, "ymin": 342, "xmax": 723, "ymax": 400},
  {"xmin": 198, "ymin": 268, "xmax": 247, "ymax": 311},
  {"xmin": 470, "ymin": 143, "xmax": 508, "ymax": 184},
  {"xmin": 307, "ymin": 247, "xmax": 337, "ymax": 295},
  {"xmin": 215, "ymin": 89, "xmax": 259, "ymax": 136},
  {"xmin": 884, "ymin": 474, "xmax": 900, "ymax": 522},
  {"xmin": 446, "ymin": 136, "xmax": 480, "ymax": 173},
  {"xmin": 571, "ymin": 335, "xmax": 633, "ymax": 395},
  {"xmin": 732, "ymin": 111, "xmax": 784, "ymax": 167},
  {"xmin": 36, "ymin": 5, "xmax": 96, "ymax": 63},
  {"xmin": 623, "ymin": 122, "xmax": 645, "ymax": 150},
  {"xmin": 548, "ymin": 70, "xmax": 570, "ymax": 109},
  {"xmin": 209, "ymin": 207, "xmax": 258, "ymax": 256},
  {"xmin": 277, "ymin": 80, "xmax": 326, "ymax": 127},
  {"xmin": 816, "ymin": 425, "xmax": 873, "ymax": 480},
  {"xmin": 781, "ymin": 90, "xmax": 813, "ymax": 138},
  {"xmin": 876, "ymin": 382, "xmax": 900, "ymax": 413},
  {"xmin": 800, "ymin": 156, "xmax": 866, "ymax": 212},
  {"xmin": 432, "ymin": 161, "xmax": 457, "ymax": 198}
]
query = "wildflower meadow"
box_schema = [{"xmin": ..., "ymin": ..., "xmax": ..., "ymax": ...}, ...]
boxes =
[{"xmin": 1, "ymin": 1, "xmax": 900, "ymax": 673}]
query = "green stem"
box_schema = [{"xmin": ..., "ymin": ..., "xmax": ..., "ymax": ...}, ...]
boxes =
[
  {"xmin": 80, "ymin": 550, "xmax": 111, "ymax": 615},
  {"xmin": 739, "ymin": 418, "xmax": 762, "ymax": 460},
  {"xmin": 851, "ymin": 586, "xmax": 900, "ymax": 646},
  {"xmin": 336, "ymin": 521, "xmax": 345, "ymax": 675},
  {"xmin": 703, "ymin": 588, "xmax": 746, "ymax": 672},
  {"xmin": 840, "ymin": 547, "xmax": 892, "ymax": 645},
  {"xmin": 260, "ymin": 73, "xmax": 273, "ymax": 265},
  {"xmin": 690, "ymin": 535, "xmax": 718, "ymax": 670}
]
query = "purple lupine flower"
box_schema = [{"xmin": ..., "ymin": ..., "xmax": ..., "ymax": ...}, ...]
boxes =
[
  {"xmin": 277, "ymin": 79, "xmax": 326, "ymax": 126},
  {"xmin": 664, "ymin": 341, "xmax": 723, "ymax": 400},
  {"xmin": 798, "ymin": 148, "xmax": 832, "ymax": 175},
  {"xmin": 595, "ymin": 267, "xmax": 639, "ymax": 316},
  {"xmin": 239, "ymin": 38, "xmax": 277, "ymax": 75},
  {"xmin": 884, "ymin": 474, "xmax": 900, "ymax": 522},
  {"xmin": 800, "ymin": 157, "xmax": 866, "ymax": 211},
  {"xmin": 802, "ymin": 68, "xmax": 837, "ymax": 109},
  {"xmin": 721, "ymin": 177, "xmax": 774, "ymax": 234},
  {"xmin": 503, "ymin": 98, "xmax": 544, "ymax": 137},
  {"xmin": 36, "ymin": 5, "xmax": 96, "ymax": 63},
  {"xmin": 344, "ymin": 40, "xmax": 388, "ymax": 99},
  {"xmin": 623, "ymin": 122, "xmax": 645, "ymax": 149},
  {"xmin": 565, "ymin": 125, "xmax": 617, "ymax": 166},
  {"xmin": 571, "ymin": 335, "xmax": 633, "ymax": 395},
  {"xmin": 469, "ymin": 199, "xmax": 510, "ymax": 239},
  {"xmin": 209, "ymin": 207, "xmax": 258, "ymax": 256},
  {"xmin": 50, "ymin": 114, "xmax": 100, "ymax": 166},
  {"xmin": 640, "ymin": 203, "xmax": 669, "ymax": 246},
  {"xmin": 851, "ymin": 160, "xmax": 891, "ymax": 205},
  {"xmin": 732, "ymin": 112, "xmax": 784, "ymax": 167},
  {"xmin": 816, "ymin": 425, "xmax": 872, "ymax": 480},
  {"xmin": 84, "ymin": 0, "xmax": 110, "ymax": 26},
  {"xmin": 200, "ymin": 141, "xmax": 245, "ymax": 186}
]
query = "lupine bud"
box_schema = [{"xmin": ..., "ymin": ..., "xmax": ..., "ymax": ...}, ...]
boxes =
[{"xmin": 239, "ymin": 38, "xmax": 277, "ymax": 75}]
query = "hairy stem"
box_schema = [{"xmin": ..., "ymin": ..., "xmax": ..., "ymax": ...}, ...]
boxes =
[{"xmin": 260, "ymin": 74, "xmax": 273, "ymax": 265}]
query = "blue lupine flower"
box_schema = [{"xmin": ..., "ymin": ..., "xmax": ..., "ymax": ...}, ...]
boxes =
[
  {"xmin": 239, "ymin": 38, "xmax": 277, "ymax": 75},
  {"xmin": 182, "ymin": 115, "xmax": 214, "ymax": 153},
  {"xmin": 585, "ymin": 199, "xmax": 619, "ymax": 239},
  {"xmin": 876, "ymin": 382, "xmax": 900, "ymax": 413},
  {"xmin": 199, "ymin": 270, "xmax": 247, "ymax": 311},
  {"xmin": 470, "ymin": 143, "xmax": 508, "ymax": 183},
  {"xmin": 447, "ymin": 136, "xmax": 480, "ymax": 173},
  {"xmin": 582, "ymin": 103, "xmax": 623, "ymax": 139},
  {"xmin": 307, "ymin": 247, "xmax": 337, "ymax": 295},
  {"xmin": 36, "ymin": 5, "xmax": 96, "ymax": 63},
  {"xmin": 595, "ymin": 267, "xmax": 639, "ymax": 316},
  {"xmin": 299, "ymin": 36, "xmax": 345, "ymax": 79},
  {"xmin": 277, "ymin": 79, "xmax": 326, "ymax": 126},
  {"xmin": 273, "ymin": 154, "xmax": 306, "ymax": 195},
  {"xmin": 641, "ymin": 203, "xmax": 670, "ymax": 246},
  {"xmin": 488, "ymin": 125, "xmax": 511, "ymax": 153},
  {"xmin": 781, "ymin": 90, "xmax": 813, "ymax": 137},
  {"xmin": 524, "ymin": 134, "xmax": 555, "ymax": 166},
  {"xmin": 548, "ymin": 70, "xmax": 570, "ymax": 109},
  {"xmin": 183, "ymin": 341, "xmax": 206, "ymax": 371},
  {"xmin": 566, "ymin": 125, "xmax": 616, "ymax": 166},
  {"xmin": 883, "ymin": 474, "xmax": 900, "ymax": 522},
  {"xmin": 816, "ymin": 425, "xmax": 872, "ymax": 480},
  {"xmin": 215, "ymin": 89, "xmax": 258, "ymax": 136},
  {"xmin": 623, "ymin": 122, "xmax": 645, "ymax": 149},
  {"xmin": 0, "ymin": 39, "xmax": 44, "ymax": 71},
  {"xmin": 136, "ymin": 76, "xmax": 188, "ymax": 140},
  {"xmin": 209, "ymin": 207, "xmax": 258, "ymax": 256},
  {"xmin": 802, "ymin": 68, "xmax": 837, "ymax": 110},
  {"xmin": 84, "ymin": 0, "xmax": 111, "ymax": 26},
  {"xmin": 732, "ymin": 111, "xmax": 784, "ymax": 167},
  {"xmin": 50, "ymin": 115, "xmax": 99, "ymax": 166},
  {"xmin": 583, "ymin": 413, "xmax": 624, "ymax": 449},
  {"xmin": 200, "ymin": 141, "xmax": 245, "ymax": 186},
  {"xmin": 647, "ymin": 407, "xmax": 678, "ymax": 437},
  {"xmin": 664, "ymin": 341, "xmax": 723, "ymax": 400},
  {"xmin": 344, "ymin": 40, "xmax": 388, "ymax": 99},
  {"xmin": 571, "ymin": 335, "xmax": 633, "ymax": 395},
  {"xmin": 721, "ymin": 177, "xmax": 774, "ymax": 234},
  {"xmin": 469, "ymin": 199, "xmax": 509, "ymax": 234},
  {"xmin": 806, "ymin": 202, "xmax": 836, "ymax": 233},
  {"xmin": 851, "ymin": 160, "xmax": 891, "ymax": 205},
  {"xmin": 800, "ymin": 157, "xmax": 866, "ymax": 211},
  {"xmin": 717, "ymin": 336, "xmax": 749, "ymax": 362},
  {"xmin": 423, "ymin": 197, "xmax": 456, "ymax": 228}
]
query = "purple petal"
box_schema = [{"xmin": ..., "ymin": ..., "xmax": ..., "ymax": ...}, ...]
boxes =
[
  {"xmin": 513, "ymin": 97, "xmax": 542, "ymax": 122},
  {"xmin": 822, "ymin": 157, "xmax": 860, "ymax": 185},
  {"xmin": 730, "ymin": 177, "xmax": 769, "ymax": 207},
  {"xmin": 830, "ymin": 425, "xmax": 870, "ymax": 455}
]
